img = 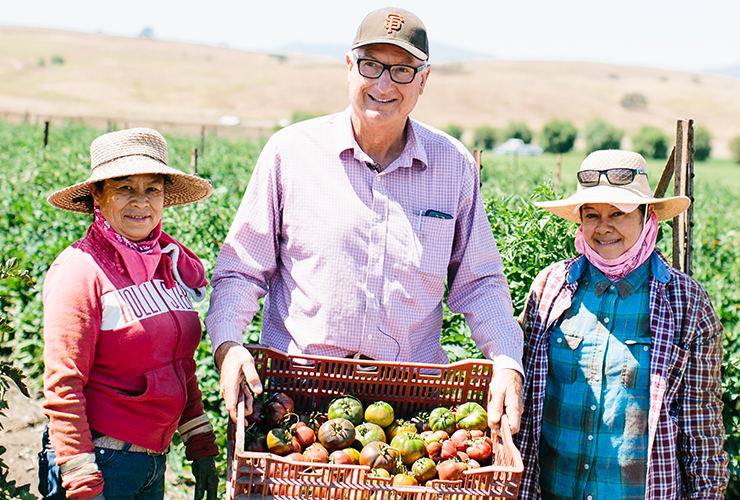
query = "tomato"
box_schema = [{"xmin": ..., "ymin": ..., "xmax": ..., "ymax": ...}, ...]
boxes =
[
  {"xmin": 390, "ymin": 431, "xmax": 427, "ymax": 466},
  {"xmin": 359, "ymin": 441, "xmax": 399, "ymax": 473},
  {"xmin": 410, "ymin": 410, "xmax": 431, "ymax": 433},
  {"xmin": 450, "ymin": 429, "xmax": 471, "ymax": 451},
  {"xmin": 386, "ymin": 419, "xmax": 417, "ymax": 441},
  {"xmin": 435, "ymin": 459, "xmax": 468, "ymax": 481},
  {"xmin": 469, "ymin": 429, "xmax": 486, "ymax": 439},
  {"xmin": 264, "ymin": 393, "xmax": 295, "ymax": 428},
  {"xmin": 302, "ymin": 443, "xmax": 329, "ymax": 463},
  {"xmin": 327, "ymin": 395, "xmax": 364, "ymax": 426},
  {"xmin": 368, "ymin": 468, "xmax": 391, "ymax": 486},
  {"xmin": 246, "ymin": 433, "xmax": 268, "ymax": 453},
  {"xmin": 454, "ymin": 402, "xmax": 488, "ymax": 431},
  {"xmin": 299, "ymin": 411, "xmax": 328, "ymax": 433},
  {"xmin": 292, "ymin": 422, "xmax": 316, "ymax": 448},
  {"xmin": 465, "ymin": 436, "xmax": 493, "ymax": 461},
  {"xmin": 410, "ymin": 457, "xmax": 437, "ymax": 483},
  {"xmin": 329, "ymin": 449, "xmax": 355, "ymax": 465},
  {"xmin": 266, "ymin": 428, "xmax": 300, "ymax": 456},
  {"xmin": 428, "ymin": 407, "xmax": 456, "ymax": 435},
  {"xmin": 364, "ymin": 401, "xmax": 395, "ymax": 428},
  {"xmin": 439, "ymin": 439, "xmax": 458, "ymax": 461},
  {"xmin": 343, "ymin": 447, "xmax": 361, "ymax": 465},
  {"xmin": 246, "ymin": 398, "xmax": 264, "ymax": 425},
  {"xmin": 354, "ymin": 422, "xmax": 387, "ymax": 449},
  {"xmin": 317, "ymin": 418, "xmax": 356, "ymax": 451},
  {"xmin": 392, "ymin": 473, "xmax": 419, "ymax": 486},
  {"xmin": 425, "ymin": 440, "xmax": 442, "ymax": 462}
]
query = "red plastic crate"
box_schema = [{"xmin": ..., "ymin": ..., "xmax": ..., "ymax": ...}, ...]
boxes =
[{"xmin": 226, "ymin": 345, "xmax": 523, "ymax": 500}]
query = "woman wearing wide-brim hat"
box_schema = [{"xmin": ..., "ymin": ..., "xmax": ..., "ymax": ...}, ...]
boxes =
[
  {"xmin": 514, "ymin": 150, "xmax": 728, "ymax": 499},
  {"xmin": 40, "ymin": 128, "xmax": 218, "ymax": 500}
]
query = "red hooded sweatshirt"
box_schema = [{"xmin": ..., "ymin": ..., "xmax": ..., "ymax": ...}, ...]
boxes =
[{"xmin": 43, "ymin": 225, "xmax": 217, "ymax": 499}]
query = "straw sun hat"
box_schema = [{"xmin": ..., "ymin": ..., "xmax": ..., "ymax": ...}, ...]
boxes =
[
  {"xmin": 535, "ymin": 149, "xmax": 690, "ymax": 223},
  {"xmin": 48, "ymin": 127, "xmax": 212, "ymax": 213}
]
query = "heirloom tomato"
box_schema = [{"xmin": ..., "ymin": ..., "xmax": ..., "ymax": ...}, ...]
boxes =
[
  {"xmin": 291, "ymin": 421, "xmax": 316, "ymax": 448},
  {"xmin": 317, "ymin": 417, "xmax": 356, "ymax": 451},
  {"xmin": 329, "ymin": 449, "xmax": 355, "ymax": 465},
  {"xmin": 355, "ymin": 422, "xmax": 387, "ymax": 448},
  {"xmin": 390, "ymin": 431, "xmax": 427, "ymax": 466},
  {"xmin": 428, "ymin": 407, "xmax": 456, "ymax": 435},
  {"xmin": 264, "ymin": 393, "xmax": 295, "ymax": 428},
  {"xmin": 266, "ymin": 428, "xmax": 300, "ymax": 456},
  {"xmin": 359, "ymin": 441, "xmax": 399, "ymax": 473},
  {"xmin": 436, "ymin": 459, "xmax": 468, "ymax": 481},
  {"xmin": 411, "ymin": 457, "xmax": 437, "ymax": 483},
  {"xmin": 386, "ymin": 419, "xmax": 417, "ymax": 440},
  {"xmin": 465, "ymin": 436, "xmax": 493, "ymax": 461},
  {"xmin": 364, "ymin": 401, "xmax": 395, "ymax": 428},
  {"xmin": 392, "ymin": 473, "xmax": 419, "ymax": 486},
  {"xmin": 302, "ymin": 443, "xmax": 329, "ymax": 463},
  {"xmin": 454, "ymin": 402, "xmax": 488, "ymax": 431},
  {"xmin": 327, "ymin": 395, "xmax": 364, "ymax": 426}
]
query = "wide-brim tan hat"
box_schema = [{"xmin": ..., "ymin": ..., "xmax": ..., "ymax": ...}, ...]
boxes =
[
  {"xmin": 48, "ymin": 127, "xmax": 212, "ymax": 213},
  {"xmin": 535, "ymin": 149, "xmax": 690, "ymax": 223}
]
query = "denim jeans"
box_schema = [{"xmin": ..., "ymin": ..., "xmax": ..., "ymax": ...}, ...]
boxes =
[{"xmin": 39, "ymin": 427, "xmax": 168, "ymax": 500}]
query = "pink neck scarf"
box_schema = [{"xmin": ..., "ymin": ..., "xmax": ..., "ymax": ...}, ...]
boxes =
[
  {"xmin": 91, "ymin": 204, "xmax": 163, "ymax": 285},
  {"xmin": 575, "ymin": 212, "xmax": 658, "ymax": 282}
]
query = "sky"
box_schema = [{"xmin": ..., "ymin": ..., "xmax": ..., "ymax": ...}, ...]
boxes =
[{"xmin": 3, "ymin": 0, "xmax": 739, "ymax": 72}]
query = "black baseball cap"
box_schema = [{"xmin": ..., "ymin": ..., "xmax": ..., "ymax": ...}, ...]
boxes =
[{"xmin": 352, "ymin": 7, "xmax": 429, "ymax": 61}]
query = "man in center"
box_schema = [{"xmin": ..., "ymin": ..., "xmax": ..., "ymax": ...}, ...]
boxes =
[{"xmin": 206, "ymin": 7, "xmax": 524, "ymax": 433}]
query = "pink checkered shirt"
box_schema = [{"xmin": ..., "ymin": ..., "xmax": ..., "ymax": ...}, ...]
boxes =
[{"xmin": 206, "ymin": 109, "xmax": 523, "ymax": 373}]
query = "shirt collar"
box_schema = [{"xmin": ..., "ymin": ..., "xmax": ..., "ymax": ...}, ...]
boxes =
[
  {"xmin": 338, "ymin": 107, "xmax": 428, "ymax": 172},
  {"xmin": 568, "ymin": 251, "xmax": 669, "ymax": 297}
]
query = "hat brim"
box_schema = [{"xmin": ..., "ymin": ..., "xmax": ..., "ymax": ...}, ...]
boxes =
[
  {"xmin": 47, "ymin": 155, "xmax": 212, "ymax": 213},
  {"xmin": 535, "ymin": 184, "xmax": 690, "ymax": 223},
  {"xmin": 352, "ymin": 39, "xmax": 428, "ymax": 61}
]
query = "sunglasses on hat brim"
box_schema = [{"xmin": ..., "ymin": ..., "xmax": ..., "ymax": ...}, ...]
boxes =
[{"xmin": 577, "ymin": 168, "xmax": 647, "ymax": 187}]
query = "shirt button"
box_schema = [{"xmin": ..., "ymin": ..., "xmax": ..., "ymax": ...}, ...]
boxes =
[
  {"xmin": 591, "ymin": 405, "xmax": 597, "ymax": 411},
  {"xmin": 609, "ymin": 285, "xmax": 615, "ymax": 291},
  {"xmin": 557, "ymin": 338, "xmax": 563, "ymax": 343},
  {"xmin": 588, "ymin": 435, "xmax": 594, "ymax": 441},
  {"xmin": 367, "ymin": 335, "xmax": 373, "ymax": 340},
  {"xmin": 588, "ymin": 496, "xmax": 593, "ymax": 500},
  {"xmin": 584, "ymin": 464, "xmax": 590, "ymax": 470},
  {"xmin": 644, "ymin": 346, "xmax": 649, "ymax": 351},
  {"xmin": 376, "ymin": 213, "xmax": 382, "ymax": 221},
  {"xmin": 368, "ymin": 293, "xmax": 375, "ymax": 300},
  {"xmin": 373, "ymin": 254, "xmax": 380, "ymax": 261},
  {"xmin": 603, "ymin": 317, "xmax": 609, "ymax": 323},
  {"xmin": 594, "ymin": 375, "xmax": 600, "ymax": 381}
]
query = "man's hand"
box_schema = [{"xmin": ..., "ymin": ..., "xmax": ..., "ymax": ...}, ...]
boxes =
[
  {"xmin": 487, "ymin": 368, "xmax": 524, "ymax": 434},
  {"xmin": 214, "ymin": 342, "xmax": 263, "ymax": 422}
]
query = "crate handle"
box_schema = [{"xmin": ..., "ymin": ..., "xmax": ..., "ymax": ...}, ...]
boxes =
[{"xmin": 236, "ymin": 391, "xmax": 246, "ymax": 454}]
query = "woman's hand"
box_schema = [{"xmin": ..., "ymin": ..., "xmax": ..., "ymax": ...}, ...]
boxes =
[
  {"xmin": 214, "ymin": 342, "xmax": 263, "ymax": 422},
  {"xmin": 192, "ymin": 456, "xmax": 218, "ymax": 500},
  {"xmin": 486, "ymin": 368, "xmax": 524, "ymax": 434}
]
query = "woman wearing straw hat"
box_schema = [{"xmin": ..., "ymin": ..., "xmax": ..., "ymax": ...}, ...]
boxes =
[
  {"xmin": 40, "ymin": 128, "xmax": 218, "ymax": 500},
  {"xmin": 515, "ymin": 150, "xmax": 728, "ymax": 499}
]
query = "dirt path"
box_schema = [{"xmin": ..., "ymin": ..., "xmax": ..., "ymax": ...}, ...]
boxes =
[{"xmin": 1, "ymin": 387, "xmax": 193, "ymax": 499}]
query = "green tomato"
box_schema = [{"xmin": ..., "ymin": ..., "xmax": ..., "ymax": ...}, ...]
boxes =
[
  {"xmin": 429, "ymin": 407, "xmax": 457, "ymax": 435},
  {"xmin": 327, "ymin": 395, "xmax": 364, "ymax": 426},
  {"xmin": 365, "ymin": 401, "xmax": 395, "ymax": 428},
  {"xmin": 454, "ymin": 402, "xmax": 488, "ymax": 431},
  {"xmin": 390, "ymin": 431, "xmax": 427, "ymax": 466}
]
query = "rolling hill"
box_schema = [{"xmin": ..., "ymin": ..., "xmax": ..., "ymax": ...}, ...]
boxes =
[{"xmin": 1, "ymin": 26, "xmax": 739, "ymax": 157}]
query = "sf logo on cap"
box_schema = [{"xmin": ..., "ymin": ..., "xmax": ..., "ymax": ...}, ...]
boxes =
[{"xmin": 384, "ymin": 13, "xmax": 404, "ymax": 34}]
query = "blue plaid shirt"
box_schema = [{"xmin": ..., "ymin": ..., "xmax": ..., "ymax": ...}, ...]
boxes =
[
  {"xmin": 516, "ymin": 251, "xmax": 729, "ymax": 500},
  {"xmin": 539, "ymin": 259, "xmax": 652, "ymax": 499}
]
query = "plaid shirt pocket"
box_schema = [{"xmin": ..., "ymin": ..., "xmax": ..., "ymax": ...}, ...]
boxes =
[
  {"xmin": 622, "ymin": 338, "xmax": 652, "ymax": 389},
  {"xmin": 548, "ymin": 330, "xmax": 582, "ymax": 383}
]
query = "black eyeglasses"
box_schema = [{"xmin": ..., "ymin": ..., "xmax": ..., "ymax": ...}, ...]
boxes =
[
  {"xmin": 577, "ymin": 168, "xmax": 648, "ymax": 187},
  {"xmin": 353, "ymin": 56, "xmax": 428, "ymax": 84}
]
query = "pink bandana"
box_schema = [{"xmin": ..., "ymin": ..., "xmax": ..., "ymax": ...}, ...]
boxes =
[
  {"xmin": 575, "ymin": 211, "xmax": 658, "ymax": 282},
  {"xmin": 92, "ymin": 204, "xmax": 163, "ymax": 285}
]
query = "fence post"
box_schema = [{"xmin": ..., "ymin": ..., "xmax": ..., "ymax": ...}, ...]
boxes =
[
  {"xmin": 43, "ymin": 121, "xmax": 50, "ymax": 148},
  {"xmin": 672, "ymin": 119, "xmax": 694, "ymax": 275},
  {"xmin": 191, "ymin": 147, "xmax": 198, "ymax": 175},
  {"xmin": 200, "ymin": 126, "xmax": 206, "ymax": 158}
]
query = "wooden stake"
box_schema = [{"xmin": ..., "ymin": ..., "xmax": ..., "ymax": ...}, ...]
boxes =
[
  {"xmin": 43, "ymin": 121, "xmax": 50, "ymax": 148},
  {"xmin": 672, "ymin": 119, "xmax": 694, "ymax": 275},
  {"xmin": 200, "ymin": 126, "xmax": 206, "ymax": 158},
  {"xmin": 191, "ymin": 147, "xmax": 198, "ymax": 175}
]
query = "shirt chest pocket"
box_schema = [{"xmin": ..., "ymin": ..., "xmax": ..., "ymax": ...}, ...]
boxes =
[
  {"xmin": 548, "ymin": 330, "xmax": 583, "ymax": 384},
  {"xmin": 416, "ymin": 217, "xmax": 455, "ymax": 278},
  {"xmin": 622, "ymin": 337, "xmax": 652, "ymax": 389}
]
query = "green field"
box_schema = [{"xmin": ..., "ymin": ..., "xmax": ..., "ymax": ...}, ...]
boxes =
[{"xmin": 1, "ymin": 120, "xmax": 739, "ymax": 497}]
